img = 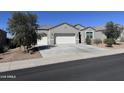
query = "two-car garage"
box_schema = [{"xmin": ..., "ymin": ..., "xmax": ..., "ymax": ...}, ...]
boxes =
[
  {"xmin": 55, "ymin": 33, "xmax": 76, "ymax": 44},
  {"xmin": 56, "ymin": 36, "xmax": 76, "ymax": 44}
]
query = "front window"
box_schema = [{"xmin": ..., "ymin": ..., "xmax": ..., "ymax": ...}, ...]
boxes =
[{"xmin": 86, "ymin": 32, "xmax": 93, "ymax": 39}]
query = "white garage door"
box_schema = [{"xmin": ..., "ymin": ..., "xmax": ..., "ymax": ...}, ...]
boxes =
[
  {"xmin": 37, "ymin": 37, "xmax": 48, "ymax": 46},
  {"xmin": 56, "ymin": 36, "xmax": 76, "ymax": 44}
]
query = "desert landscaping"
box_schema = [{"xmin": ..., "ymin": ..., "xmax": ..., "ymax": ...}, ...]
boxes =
[
  {"xmin": 93, "ymin": 42, "xmax": 124, "ymax": 49},
  {"xmin": 0, "ymin": 47, "xmax": 41, "ymax": 63}
]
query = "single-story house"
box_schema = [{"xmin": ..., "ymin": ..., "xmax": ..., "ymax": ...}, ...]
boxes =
[
  {"xmin": 36, "ymin": 23, "xmax": 123, "ymax": 46},
  {"xmin": 0, "ymin": 29, "xmax": 7, "ymax": 46},
  {"xmin": 36, "ymin": 23, "xmax": 80, "ymax": 46}
]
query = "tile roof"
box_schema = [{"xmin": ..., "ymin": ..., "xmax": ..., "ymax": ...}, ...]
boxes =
[
  {"xmin": 94, "ymin": 25, "xmax": 106, "ymax": 31},
  {"xmin": 74, "ymin": 24, "xmax": 85, "ymax": 30},
  {"xmin": 37, "ymin": 25, "xmax": 54, "ymax": 30}
]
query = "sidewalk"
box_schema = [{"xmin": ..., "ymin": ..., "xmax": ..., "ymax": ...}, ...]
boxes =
[{"xmin": 0, "ymin": 49, "xmax": 124, "ymax": 72}]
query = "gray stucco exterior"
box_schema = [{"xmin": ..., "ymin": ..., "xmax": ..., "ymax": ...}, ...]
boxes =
[
  {"xmin": 81, "ymin": 27, "xmax": 95, "ymax": 43},
  {"xmin": 80, "ymin": 27, "xmax": 106, "ymax": 43},
  {"xmin": 95, "ymin": 31, "xmax": 106, "ymax": 40},
  {"xmin": 36, "ymin": 23, "xmax": 108, "ymax": 45},
  {"xmin": 37, "ymin": 23, "xmax": 80, "ymax": 45}
]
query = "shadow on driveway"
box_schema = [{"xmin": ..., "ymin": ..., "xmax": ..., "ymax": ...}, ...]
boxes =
[{"xmin": 33, "ymin": 45, "xmax": 56, "ymax": 51}]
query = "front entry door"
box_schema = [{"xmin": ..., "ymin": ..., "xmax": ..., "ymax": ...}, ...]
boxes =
[{"xmin": 79, "ymin": 32, "xmax": 81, "ymax": 43}]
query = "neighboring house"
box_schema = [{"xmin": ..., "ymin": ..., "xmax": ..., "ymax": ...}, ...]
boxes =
[
  {"xmin": 94, "ymin": 25, "xmax": 124, "ymax": 41},
  {"xmin": 37, "ymin": 23, "xmax": 123, "ymax": 46},
  {"xmin": 0, "ymin": 29, "xmax": 7, "ymax": 46}
]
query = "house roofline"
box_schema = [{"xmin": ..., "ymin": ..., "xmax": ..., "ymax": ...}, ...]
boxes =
[
  {"xmin": 49, "ymin": 23, "xmax": 80, "ymax": 30},
  {"xmin": 37, "ymin": 23, "xmax": 80, "ymax": 31},
  {"xmin": 74, "ymin": 24, "xmax": 85, "ymax": 27},
  {"xmin": 80, "ymin": 26, "xmax": 97, "ymax": 31}
]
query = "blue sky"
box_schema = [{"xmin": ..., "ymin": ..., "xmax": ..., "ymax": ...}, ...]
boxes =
[{"xmin": 1, "ymin": 11, "xmax": 124, "ymax": 37}]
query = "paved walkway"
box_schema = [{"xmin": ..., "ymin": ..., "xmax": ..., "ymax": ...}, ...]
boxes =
[{"xmin": 0, "ymin": 48, "xmax": 124, "ymax": 72}]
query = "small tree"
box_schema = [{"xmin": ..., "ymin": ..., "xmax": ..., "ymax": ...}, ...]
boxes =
[
  {"xmin": 85, "ymin": 36, "xmax": 91, "ymax": 45},
  {"xmin": 104, "ymin": 21, "xmax": 121, "ymax": 42},
  {"xmin": 104, "ymin": 21, "xmax": 122, "ymax": 46},
  {"xmin": 8, "ymin": 12, "xmax": 40, "ymax": 52}
]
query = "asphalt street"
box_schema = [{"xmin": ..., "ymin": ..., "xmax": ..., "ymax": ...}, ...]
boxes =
[{"xmin": 1, "ymin": 53, "xmax": 124, "ymax": 81}]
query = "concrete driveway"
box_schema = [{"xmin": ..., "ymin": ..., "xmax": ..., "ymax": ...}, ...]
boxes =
[{"xmin": 38, "ymin": 44, "xmax": 107, "ymax": 58}]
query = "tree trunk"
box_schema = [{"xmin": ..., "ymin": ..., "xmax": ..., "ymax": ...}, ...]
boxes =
[{"xmin": 26, "ymin": 46, "xmax": 29, "ymax": 53}]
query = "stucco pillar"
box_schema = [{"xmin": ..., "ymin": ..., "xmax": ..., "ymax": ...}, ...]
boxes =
[
  {"xmin": 48, "ymin": 30, "xmax": 54, "ymax": 45},
  {"xmin": 76, "ymin": 32, "xmax": 79, "ymax": 44}
]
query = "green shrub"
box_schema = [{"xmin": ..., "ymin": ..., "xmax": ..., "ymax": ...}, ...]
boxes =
[
  {"xmin": 104, "ymin": 38, "xmax": 115, "ymax": 47},
  {"xmin": 85, "ymin": 37, "xmax": 91, "ymax": 45},
  {"xmin": 93, "ymin": 39, "xmax": 102, "ymax": 45}
]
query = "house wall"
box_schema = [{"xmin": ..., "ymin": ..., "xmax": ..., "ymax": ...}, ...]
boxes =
[
  {"xmin": 118, "ymin": 30, "xmax": 124, "ymax": 41},
  {"xmin": 48, "ymin": 24, "xmax": 80, "ymax": 45},
  {"xmin": 80, "ymin": 28, "xmax": 95, "ymax": 43},
  {"xmin": 80, "ymin": 31, "xmax": 85, "ymax": 43},
  {"xmin": 51, "ymin": 24, "xmax": 79, "ymax": 33},
  {"xmin": 94, "ymin": 31, "xmax": 106, "ymax": 41},
  {"xmin": 36, "ymin": 29, "xmax": 49, "ymax": 45},
  {"xmin": 81, "ymin": 28, "xmax": 106, "ymax": 43}
]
